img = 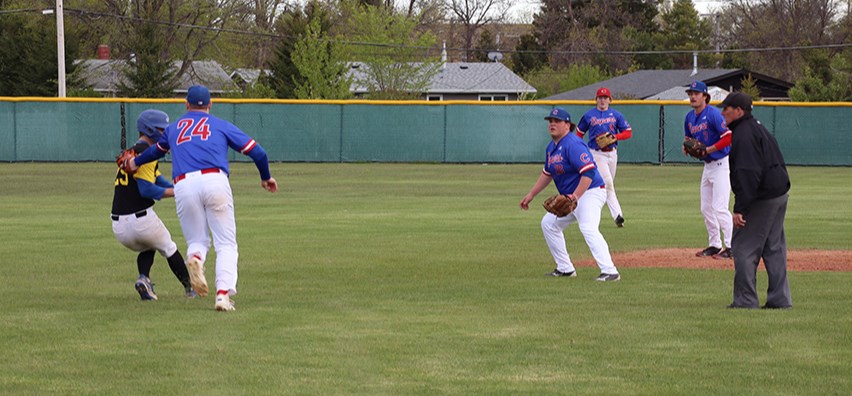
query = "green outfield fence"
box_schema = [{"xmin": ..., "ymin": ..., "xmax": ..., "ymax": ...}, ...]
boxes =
[{"xmin": 1, "ymin": 98, "xmax": 850, "ymax": 165}]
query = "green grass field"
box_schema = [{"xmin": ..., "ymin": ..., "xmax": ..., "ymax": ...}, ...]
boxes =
[{"xmin": 1, "ymin": 163, "xmax": 850, "ymax": 395}]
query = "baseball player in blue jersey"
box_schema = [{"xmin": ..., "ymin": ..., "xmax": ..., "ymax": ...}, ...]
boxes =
[
  {"xmin": 576, "ymin": 87, "xmax": 633, "ymax": 227},
  {"xmin": 112, "ymin": 110, "xmax": 194, "ymax": 300},
  {"xmin": 684, "ymin": 81, "xmax": 733, "ymax": 259},
  {"xmin": 520, "ymin": 108, "xmax": 621, "ymax": 281},
  {"xmin": 126, "ymin": 85, "xmax": 278, "ymax": 312}
]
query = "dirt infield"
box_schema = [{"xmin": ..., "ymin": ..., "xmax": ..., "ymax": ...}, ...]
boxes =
[{"xmin": 576, "ymin": 249, "xmax": 852, "ymax": 272}]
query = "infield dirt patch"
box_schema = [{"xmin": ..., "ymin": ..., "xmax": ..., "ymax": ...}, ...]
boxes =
[{"xmin": 576, "ymin": 249, "xmax": 852, "ymax": 272}]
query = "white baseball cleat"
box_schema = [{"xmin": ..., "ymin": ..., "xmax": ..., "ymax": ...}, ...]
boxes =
[
  {"xmin": 215, "ymin": 294, "xmax": 236, "ymax": 311},
  {"xmin": 186, "ymin": 255, "xmax": 208, "ymax": 297}
]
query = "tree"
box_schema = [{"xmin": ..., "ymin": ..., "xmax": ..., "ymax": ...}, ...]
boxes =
[
  {"xmin": 739, "ymin": 73, "xmax": 762, "ymax": 100},
  {"xmin": 267, "ymin": 1, "xmax": 331, "ymax": 98},
  {"xmin": 472, "ymin": 29, "xmax": 496, "ymax": 62},
  {"xmin": 788, "ymin": 49, "xmax": 852, "ymax": 101},
  {"xmin": 118, "ymin": 20, "xmax": 177, "ymax": 97},
  {"xmin": 444, "ymin": 0, "xmax": 511, "ymax": 61},
  {"xmin": 291, "ymin": 17, "xmax": 353, "ymax": 99},
  {"xmin": 511, "ymin": 33, "xmax": 546, "ymax": 76},
  {"xmin": 656, "ymin": 0, "xmax": 712, "ymax": 69},
  {"xmin": 719, "ymin": 0, "xmax": 845, "ymax": 81},
  {"xmin": 533, "ymin": 0, "xmax": 661, "ymax": 72},
  {"xmin": 0, "ymin": 8, "xmax": 81, "ymax": 96},
  {"xmin": 339, "ymin": 1, "xmax": 440, "ymax": 100},
  {"xmin": 522, "ymin": 64, "xmax": 611, "ymax": 99}
]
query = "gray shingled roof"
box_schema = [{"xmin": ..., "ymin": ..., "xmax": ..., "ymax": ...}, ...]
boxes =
[
  {"xmin": 543, "ymin": 69, "xmax": 741, "ymax": 100},
  {"xmin": 347, "ymin": 62, "xmax": 536, "ymax": 95},
  {"xmin": 75, "ymin": 59, "xmax": 235, "ymax": 95},
  {"xmin": 229, "ymin": 68, "xmax": 271, "ymax": 86}
]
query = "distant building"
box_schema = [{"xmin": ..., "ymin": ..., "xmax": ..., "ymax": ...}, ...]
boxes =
[
  {"xmin": 347, "ymin": 61, "xmax": 537, "ymax": 101},
  {"xmin": 229, "ymin": 68, "xmax": 271, "ymax": 90},
  {"xmin": 75, "ymin": 59, "xmax": 235, "ymax": 97},
  {"xmin": 543, "ymin": 69, "xmax": 793, "ymax": 101}
]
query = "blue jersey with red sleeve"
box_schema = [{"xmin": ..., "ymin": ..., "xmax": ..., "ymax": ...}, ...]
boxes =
[
  {"xmin": 684, "ymin": 106, "xmax": 731, "ymax": 162},
  {"xmin": 543, "ymin": 134, "xmax": 604, "ymax": 194},
  {"xmin": 576, "ymin": 108, "xmax": 631, "ymax": 150},
  {"xmin": 146, "ymin": 111, "xmax": 261, "ymax": 179}
]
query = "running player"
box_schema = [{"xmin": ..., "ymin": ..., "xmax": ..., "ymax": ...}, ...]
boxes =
[
  {"xmin": 520, "ymin": 107, "xmax": 621, "ymax": 281},
  {"xmin": 127, "ymin": 85, "xmax": 278, "ymax": 311},
  {"xmin": 684, "ymin": 81, "xmax": 733, "ymax": 259},
  {"xmin": 111, "ymin": 109, "xmax": 193, "ymax": 300},
  {"xmin": 576, "ymin": 87, "xmax": 632, "ymax": 227}
]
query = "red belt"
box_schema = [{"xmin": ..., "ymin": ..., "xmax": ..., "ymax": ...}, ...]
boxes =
[{"xmin": 174, "ymin": 168, "xmax": 221, "ymax": 184}]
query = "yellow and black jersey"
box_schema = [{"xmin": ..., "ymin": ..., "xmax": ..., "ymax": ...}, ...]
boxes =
[{"xmin": 111, "ymin": 141, "xmax": 161, "ymax": 215}]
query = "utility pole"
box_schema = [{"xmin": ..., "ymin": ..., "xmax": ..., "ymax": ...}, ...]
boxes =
[{"xmin": 56, "ymin": 0, "xmax": 66, "ymax": 97}]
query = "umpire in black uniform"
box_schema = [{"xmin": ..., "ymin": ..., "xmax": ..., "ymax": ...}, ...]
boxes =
[{"xmin": 719, "ymin": 92, "xmax": 792, "ymax": 309}]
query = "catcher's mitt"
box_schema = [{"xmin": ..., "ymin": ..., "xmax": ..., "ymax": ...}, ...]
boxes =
[
  {"xmin": 116, "ymin": 148, "xmax": 137, "ymax": 174},
  {"xmin": 542, "ymin": 194, "xmax": 578, "ymax": 217},
  {"xmin": 595, "ymin": 132, "xmax": 618, "ymax": 150},
  {"xmin": 683, "ymin": 138, "xmax": 707, "ymax": 159}
]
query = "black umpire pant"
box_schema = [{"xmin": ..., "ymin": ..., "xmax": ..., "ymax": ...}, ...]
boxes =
[{"xmin": 730, "ymin": 194, "xmax": 792, "ymax": 309}]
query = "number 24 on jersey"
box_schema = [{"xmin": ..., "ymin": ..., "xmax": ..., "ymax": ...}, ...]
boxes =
[{"xmin": 176, "ymin": 117, "xmax": 211, "ymax": 144}]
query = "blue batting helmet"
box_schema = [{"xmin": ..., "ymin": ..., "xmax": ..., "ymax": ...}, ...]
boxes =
[{"xmin": 137, "ymin": 109, "xmax": 169, "ymax": 141}]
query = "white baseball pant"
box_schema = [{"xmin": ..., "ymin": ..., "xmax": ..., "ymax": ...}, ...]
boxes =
[
  {"xmin": 592, "ymin": 149, "xmax": 623, "ymax": 220},
  {"xmin": 112, "ymin": 207, "xmax": 178, "ymax": 257},
  {"xmin": 700, "ymin": 157, "xmax": 733, "ymax": 249},
  {"xmin": 541, "ymin": 187, "xmax": 619, "ymax": 275},
  {"xmin": 174, "ymin": 171, "xmax": 239, "ymax": 295}
]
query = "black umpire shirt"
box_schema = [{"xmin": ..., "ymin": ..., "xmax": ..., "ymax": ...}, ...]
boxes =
[{"xmin": 728, "ymin": 113, "xmax": 791, "ymax": 215}]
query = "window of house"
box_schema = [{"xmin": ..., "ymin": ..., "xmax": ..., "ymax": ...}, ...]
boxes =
[
  {"xmin": 479, "ymin": 94, "xmax": 508, "ymax": 101},
  {"xmin": 426, "ymin": 94, "xmax": 443, "ymax": 101}
]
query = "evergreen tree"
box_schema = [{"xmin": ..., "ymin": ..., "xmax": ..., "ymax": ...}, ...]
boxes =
[
  {"xmin": 0, "ymin": 11, "xmax": 80, "ymax": 96},
  {"xmin": 511, "ymin": 34, "xmax": 546, "ymax": 76}
]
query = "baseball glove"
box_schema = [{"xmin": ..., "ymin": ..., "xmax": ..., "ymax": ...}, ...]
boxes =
[
  {"xmin": 542, "ymin": 194, "xmax": 578, "ymax": 217},
  {"xmin": 595, "ymin": 132, "xmax": 618, "ymax": 150},
  {"xmin": 116, "ymin": 148, "xmax": 137, "ymax": 174},
  {"xmin": 683, "ymin": 138, "xmax": 707, "ymax": 159}
]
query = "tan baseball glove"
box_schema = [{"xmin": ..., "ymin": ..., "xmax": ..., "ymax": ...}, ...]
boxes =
[
  {"xmin": 595, "ymin": 132, "xmax": 618, "ymax": 150},
  {"xmin": 683, "ymin": 137, "xmax": 707, "ymax": 159},
  {"xmin": 542, "ymin": 194, "xmax": 578, "ymax": 217},
  {"xmin": 116, "ymin": 148, "xmax": 137, "ymax": 174}
]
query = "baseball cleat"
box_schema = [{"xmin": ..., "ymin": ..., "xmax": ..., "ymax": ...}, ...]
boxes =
[
  {"xmin": 134, "ymin": 275, "xmax": 158, "ymax": 301},
  {"xmin": 595, "ymin": 273, "xmax": 621, "ymax": 282},
  {"xmin": 185, "ymin": 287, "xmax": 198, "ymax": 299},
  {"xmin": 215, "ymin": 293, "xmax": 236, "ymax": 311},
  {"xmin": 712, "ymin": 248, "xmax": 733, "ymax": 260},
  {"xmin": 695, "ymin": 246, "xmax": 722, "ymax": 257},
  {"xmin": 547, "ymin": 269, "xmax": 577, "ymax": 277},
  {"xmin": 186, "ymin": 255, "xmax": 208, "ymax": 297},
  {"xmin": 615, "ymin": 215, "xmax": 625, "ymax": 227}
]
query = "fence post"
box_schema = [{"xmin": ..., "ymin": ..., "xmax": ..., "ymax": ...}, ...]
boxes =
[
  {"xmin": 658, "ymin": 105, "xmax": 665, "ymax": 164},
  {"xmin": 120, "ymin": 102, "xmax": 126, "ymax": 150}
]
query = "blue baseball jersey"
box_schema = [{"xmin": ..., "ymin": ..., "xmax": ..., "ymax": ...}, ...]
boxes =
[
  {"xmin": 684, "ymin": 106, "xmax": 731, "ymax": 162},
  {"xmin": 543, "ymin": 134, "xmax": 604, "ymax": 194},
  {"xmin": 576, "ymin": 108, "xmax": 631, "ymax": 150},
  {"xmin": 155, "ymin": 111, "xmax": 259, "ymax": 179}
]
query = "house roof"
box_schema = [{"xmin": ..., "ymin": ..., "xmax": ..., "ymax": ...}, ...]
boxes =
[
  {"xmin": 646, "ymin": 85, "xmax": 730, "ymax": 102},
  {"xmin": 229, "ymin": 68, "xmax": 271, "ymax": 85},
  {"xmin": 75, "ymin": 59, "xmax": 235, "ymax": 95},
  {"xmin": 543, "ymin": 69, "xmax": 793, "ymax": 100},
  {"xmin": 347, "ymin": 62, "xmax": 536, "ymax": 95}
]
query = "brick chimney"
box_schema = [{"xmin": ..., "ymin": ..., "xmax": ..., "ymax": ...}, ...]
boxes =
[{"xmin": 97, "ymin": 44, "xmax": 110, "ymax": 60}]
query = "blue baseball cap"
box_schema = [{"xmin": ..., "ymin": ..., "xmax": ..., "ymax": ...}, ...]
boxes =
[
  {"xmin": 186, "ymin": 85, "xmax": 211, "ymax": 107},
  {"xmin": 685, "ymin": 80, "xmax": 709, "ymax": 94},
  {"xmin": 544, "ymin": 107, "xmax": 572, "ymax": 123}
]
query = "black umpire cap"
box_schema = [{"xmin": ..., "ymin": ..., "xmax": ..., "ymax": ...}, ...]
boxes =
[{"xmin": 718, "ymin": 92, "xmax": 753, "ymax": 112}]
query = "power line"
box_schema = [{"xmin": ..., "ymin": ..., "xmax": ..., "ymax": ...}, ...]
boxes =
[{"xmin": 7, "ymin": 6, "xmax": 852, "ymax": 58}]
